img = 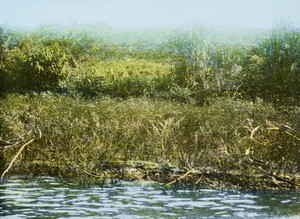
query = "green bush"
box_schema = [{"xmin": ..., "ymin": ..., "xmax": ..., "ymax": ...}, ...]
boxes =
[
  {"xmin": 68, "ymin": 57, "xmax": 174, "ymax": 99},
  {"xmin": 1, "ymin": 39, "xmax": 72, "ymax": 92},
  {"xmin": 1, "ymin": 26, "xmax": 299, "ymax": 106},
  {"xmin": 242, "ymin": 29, "xmax": 300, "ymax": 103},
  {"xmin": 0, "ymin": 28, "xmax": 9, "ymax": 93}
]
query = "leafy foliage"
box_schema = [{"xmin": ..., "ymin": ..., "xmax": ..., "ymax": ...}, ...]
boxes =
[
  {"xmin": 242, "ymin": 29, "xmax": 300, "ymax": 103},
  {"xmin": 1, "ymin": 26, "xmax": 299, "ymax": 105},
  {"xmin": 1, "ymin": 38, "xmax": 72, "ymax": 92}
]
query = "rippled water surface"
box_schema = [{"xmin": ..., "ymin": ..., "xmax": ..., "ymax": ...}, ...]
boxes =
[{"xmin": 0, "ymin": 177, "xmax": 300, "ymax": 218}]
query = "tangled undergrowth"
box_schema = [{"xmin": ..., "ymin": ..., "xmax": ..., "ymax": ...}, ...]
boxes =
[{"xmin": 0, "ymin": 94, "xmax": 299, "ymax": 189}]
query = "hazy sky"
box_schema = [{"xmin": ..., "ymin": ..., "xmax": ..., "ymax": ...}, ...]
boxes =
[{"xmin": 0, "ymin": 0, "xmax": 299, "ymax": 29}]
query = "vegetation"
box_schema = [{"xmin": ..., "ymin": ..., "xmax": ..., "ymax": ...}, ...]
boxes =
[{"xmin": 0, "ymin": 25, "xmax": 299, "ymax": 190}]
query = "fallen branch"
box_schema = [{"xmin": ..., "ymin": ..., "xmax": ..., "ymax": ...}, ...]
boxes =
[
  {"xmin": 164, "ymin": 169, "xmax": 195, "ymax": 187},
  {"xmin": 246, "ymin": 157, "xmax": 300, "ymax": 188},
  {"xmin": 0, "ymin": 139, "xmax": 14, "ymax": 146},
  {"xmin": 1, "ymin": 139, "xmax": 35, "ymax": 181},
  {"xmin": 69, "ymin": 163, "xmax": 104, "ymax": 178}
]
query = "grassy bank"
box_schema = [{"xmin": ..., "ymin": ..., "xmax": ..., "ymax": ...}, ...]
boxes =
[
  {"xmin": 0, "ymin": 25, "xmax": 300, "ymax": 189},
  {"xmin": 1, "ymin": 94, "xmax": 299, "ymax": 189}
]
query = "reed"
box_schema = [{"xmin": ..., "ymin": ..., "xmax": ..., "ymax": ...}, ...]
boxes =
[{"xmin": 0, "ymin": 94, "xmax": 299, "ymax": 188}]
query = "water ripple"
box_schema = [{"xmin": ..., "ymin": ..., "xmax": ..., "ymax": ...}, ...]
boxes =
[{"xmin": 0, "ymin": 177, "xmax": 299, "ymax": 218}]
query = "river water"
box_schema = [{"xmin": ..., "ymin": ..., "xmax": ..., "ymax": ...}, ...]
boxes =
[{"xmin": 0, "ymin": 177, "xmax": 299, "ymax": 218}]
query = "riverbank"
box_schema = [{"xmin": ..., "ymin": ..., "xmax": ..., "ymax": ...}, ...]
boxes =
[
  {"xmin": 1, "ymin": 94, "xmax": 299, "ymax": 190},
  {"xmin": 0, "ymin": 26, "xmax": 299, "ymax": 190}
]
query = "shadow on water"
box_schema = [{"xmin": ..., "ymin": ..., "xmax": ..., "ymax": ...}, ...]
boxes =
[
  {"xmin": 255, "ymin": 190, "xmax": 300, "ymax": 217},
  {"xmin": 0, "ymin": 185, "xmax": 10, "ymax": 217},
  {"xmin": 0, "ymin": 151, "xmax": 4, "ymax": 174}
]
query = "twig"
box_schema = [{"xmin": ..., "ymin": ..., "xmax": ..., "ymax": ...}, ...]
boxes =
[
  {"xmin": 195, "ymin": 175, "xmax": 204, "ymax": 185},
  {"xmin": 1, "ymin": 139, "xmax": 35, "ymax": 181},
  {"xmin": 232, "ymin": 83, "xmax": 243, "ymax": 99},
  {"xmin": 78, "ymin": 167, "xmax": 103, "ymax": 178},
  {"xmin": 246, "ymin": 157, "xmax": 300, "ymax": 188},
  {"xmin": 0, "ymin": 139, "xmax": 14, "ymax": 146},
  {"xmin": 285, "ymin": 131, "xmax": 300, "ymax": 141},
  {"xmin": 164, "ymin": 169, "xmax": 195, "ymax": 187},
  {"xmin": 69, "ymin": 163, "xmax": 103, "ymax": 178},
  {"xmin": 250, "ymin": 126, "xmax": 261, "ymax": 140}
]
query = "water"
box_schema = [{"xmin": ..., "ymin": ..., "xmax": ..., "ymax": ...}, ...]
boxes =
[{"xmin": 0, "ymin": 177, "xmax": 300, "ymax": 218}]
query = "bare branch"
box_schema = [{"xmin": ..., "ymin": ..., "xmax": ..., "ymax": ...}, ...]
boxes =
[{"xmin": 1, "ymin": 139, "xmax": 35, "ymax": 181}]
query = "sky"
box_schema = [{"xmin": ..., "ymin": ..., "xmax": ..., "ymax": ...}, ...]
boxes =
[{"xmin": 0, "ymin": 0, "xmax": 299, "ymax": 29}]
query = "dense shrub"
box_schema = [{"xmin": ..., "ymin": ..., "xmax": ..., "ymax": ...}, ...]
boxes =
[
  {"xmin": 242, "ymin": 29, "xmax": 300, "ymax": 103},
  {"xmin": 0, "ymin": 28, "xmax": 9, "ymax": 93},
  {"xmin": 68, "ymin": 58, "xmax": 172, "ymax": 98},
  {"xmin": 0, "ymin": 39, "xmax": 72, "ymax": 92},
  {"xmin": 1, "ymin": 26, "xmax": 299, "ymax": 105},
  {"xmin": 160, "ymin": 28, "xmax": 300, "ymax": 105}
]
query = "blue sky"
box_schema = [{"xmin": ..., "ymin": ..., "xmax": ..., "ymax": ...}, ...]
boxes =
[{"xmin": 0, "ymin": 0, "xmax": 299, "ymax": 29}]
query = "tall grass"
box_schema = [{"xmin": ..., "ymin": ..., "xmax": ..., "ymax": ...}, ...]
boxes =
[
  {"xmin": 242, "ymin": 28, "xmax": 300, "ymax": 103},
  {"xmin": 0, "ymin": 94, "xmax": 299, "ymax": 182}
]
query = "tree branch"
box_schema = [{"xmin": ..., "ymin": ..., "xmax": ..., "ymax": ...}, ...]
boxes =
[{"xmin": 1, "ymin": 139, "xmax": 35, "ymax": 181}]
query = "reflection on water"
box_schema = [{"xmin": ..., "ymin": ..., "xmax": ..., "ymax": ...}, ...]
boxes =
[{"xmin": 0, "ymin": 177, "xmax": 299, "ymax": 218}]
